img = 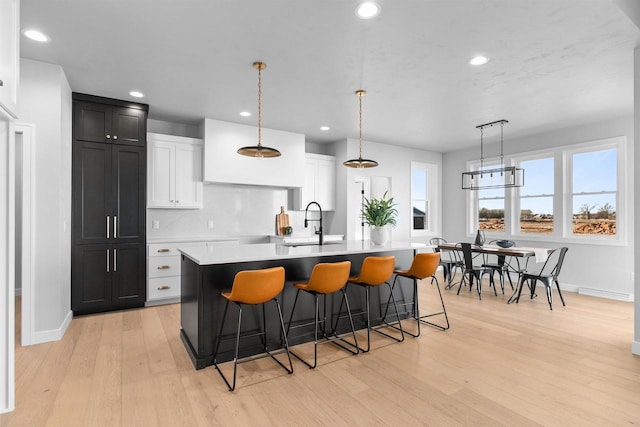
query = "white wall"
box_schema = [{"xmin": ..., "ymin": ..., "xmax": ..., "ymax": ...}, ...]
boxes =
[
  {"xmin": 332, "ymin": 137, "xmax": 443, "ymax": 242},
  {"xmin": 17, "ymin": 59, "xmax": 72, "ymax": 342},
  {"xmin": 634, "ymin": 47, "xmax": 640, "ymax": 355},
  {"xmin": 0, "ymin": 107, "xmax": 15, "ymax": 413},
  {"xmin": 443, "ymin": 115, "xmax": 634, "ymax": 299},
  {"xmin": 148, "ymin": 119, "xmax": 200, "ymax": 139}
]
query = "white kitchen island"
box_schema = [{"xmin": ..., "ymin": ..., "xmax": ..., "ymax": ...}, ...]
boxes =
[{"xmin": 178, "ymin": 241, "xmax": 426, "ymax": 369}]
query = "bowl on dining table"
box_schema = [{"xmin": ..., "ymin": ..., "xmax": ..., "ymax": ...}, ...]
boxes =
[{"xmin": 495, "ymin": 240, "xmax": 515, "ymax": 248}]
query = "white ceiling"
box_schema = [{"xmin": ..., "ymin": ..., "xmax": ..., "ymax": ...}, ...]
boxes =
[{"xmin": 19, "ymin": 0, "xmax": 640, "ymax": 152}]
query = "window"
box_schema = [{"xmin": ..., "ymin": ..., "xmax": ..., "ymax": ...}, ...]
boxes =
[
  {"xmin": 411, "ymin": 162, "xmax": 438, "ymax": 235},
  {"xmin": 466, "ymin": 136, "xmax": 625, "ymax": 245},
  {"xmin": 412, "ymin": 168, "xmax": 428, "ymax": 230},
  {"xmin": 477, "ymin": 164, "xmax": 505, "ymax": 233},
  {"xmin": 517, "ymin": 156, "xmax": 554, "ymax": 234},
  {"xmin": 569, "ymin": 146, "xmax": 617, "ymax": 236}
]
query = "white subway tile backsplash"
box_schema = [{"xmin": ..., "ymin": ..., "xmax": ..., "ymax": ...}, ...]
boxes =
[{"xmin": 147, "ymin": 183, "xmax": 290, "ymax": 239}]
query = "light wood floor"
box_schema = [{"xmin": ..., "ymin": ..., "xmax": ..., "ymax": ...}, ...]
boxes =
[{"xmin": 2, "ymin": 277, "xmax": 639, "ymax": 426}]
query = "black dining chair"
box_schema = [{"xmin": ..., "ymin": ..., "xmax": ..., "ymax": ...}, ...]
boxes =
[
  {"xmin": 482, "ymin": 239, "xmax": 515, "ymax": 294},
  {"xmin": 430, "ymin": 238, "xmax": 463, "ymax": 289},
  {"xmin": 514, "ymin": 247, "xmax": 569, "ymax": 310},
  {"xmin": 457, "ymin": 243, "xmax": 492, "ymax": 300}
]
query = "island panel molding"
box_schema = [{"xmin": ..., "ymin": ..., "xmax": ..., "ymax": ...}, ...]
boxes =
[{"xmin": 178, "ymin": 241, "xmax": 421, "ymax": 369}]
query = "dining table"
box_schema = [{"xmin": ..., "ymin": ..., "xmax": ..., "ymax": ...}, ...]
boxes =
[{"xmin": 436, "ymin": 243, "xmax": 551, "ymax": 303}]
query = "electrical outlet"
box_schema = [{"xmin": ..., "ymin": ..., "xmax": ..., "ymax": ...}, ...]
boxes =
[
  {"xmin": 207, "ymin": 220, "xmax": 214, "ymax": 229},
  {"xmin": 632, "ymin": 271, "xmax": 635, "ymax": 282},
  {"xmin": 152, "ymin": 220, "xmax": 160, "ymax": 229}
]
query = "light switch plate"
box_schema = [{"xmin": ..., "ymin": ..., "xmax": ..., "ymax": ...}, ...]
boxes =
[
  {"xmin": 207, "ymin": 220, "xmax": 214, "ymax": 229},
  {"xmin": 152, "ymin": 220, "xmax": 160, "ymax": 229}
]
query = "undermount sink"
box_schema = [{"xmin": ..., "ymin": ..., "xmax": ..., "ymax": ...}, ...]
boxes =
[{"xmin": 284, "ymin": 240, "xmax": 344, "ymax": 247}]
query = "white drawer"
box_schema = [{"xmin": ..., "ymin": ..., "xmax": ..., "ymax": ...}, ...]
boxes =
[
  {"xmin": 148, "ymin": 243, "xmax": 181, "ymax": 257},
  {"xmin": 148, "ymin": 276, "xmax": 181, "ymax": 301},
  {"xmin": 148, "ymin": 256, "xmax": 181, "ymax": 278}
]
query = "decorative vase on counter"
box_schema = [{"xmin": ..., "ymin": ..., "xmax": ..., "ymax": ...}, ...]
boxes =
[
  {"xmin": 474, "ymin": 229, "xmax": 485, "ymax": 246},
  {"xmin": 370, "ymin": 226, "xmax": 389, "ymax": 245}
]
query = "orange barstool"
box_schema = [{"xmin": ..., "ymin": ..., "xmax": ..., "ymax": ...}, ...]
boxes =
[
  {"xmin": 347, "ymin": 256, "xmax": 403, "ymax": 352},
  {"xmin": 392, "ymin": 252, "xmax": 449, "ymax": 337},
  {"xmin": 286, "ymin": 261, "xmax": 358, "ymax": 368},
  {"xmin": 212, "ymin": 266, "xmax": 293, "ymax": 391}
]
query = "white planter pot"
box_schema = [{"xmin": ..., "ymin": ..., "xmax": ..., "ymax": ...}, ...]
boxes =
[{"xmin": 370, "ymin": 226, "xmax": 389, "ymax": 245}]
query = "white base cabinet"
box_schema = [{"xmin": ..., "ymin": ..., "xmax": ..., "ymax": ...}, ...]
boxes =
[
  {"xmin": 147, "ymin": 240, "xmax": 238, "ymax": 305},
  {"xmin": 294, "ymin": 153, "xmax": 336, "ymax": 211},
  {"xmin": 148, "ymin": 133, "xmax": 203, "ymax": 209}
]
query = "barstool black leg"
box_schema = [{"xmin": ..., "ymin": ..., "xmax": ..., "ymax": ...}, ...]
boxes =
[
  {"xmin": 418, "ymin": 276, "xmax": 450, "ymax": 331},
  {"xmin": 272, "ymin": 298, "xmax": 294, "ymax": 374}
]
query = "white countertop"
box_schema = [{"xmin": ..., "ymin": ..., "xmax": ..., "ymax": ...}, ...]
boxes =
[
  {"xmin": 147, "ymin": 237, "xmax": 240, "ymax": 244},
  {"xmin": 178, "ymin": 240, "xmax": 429, "ymax": 265}
]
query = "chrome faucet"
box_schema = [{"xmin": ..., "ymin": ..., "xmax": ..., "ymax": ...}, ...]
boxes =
[{"xmin": 304, "ymin": 201, "xmax": 323, "ymax": 245}]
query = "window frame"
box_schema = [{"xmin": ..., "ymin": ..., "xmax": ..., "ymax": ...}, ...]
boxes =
[
  {"xmin": 465, "ymin": 136, "xmax": 627, "ymax": 246},
  {"xmin": 512, "ymin": 152, "xmax": 556, "ymax": 237},
  {"xmin": 466, "ymin": 157, "xmax": 508, "ymax": 237},
  {"xmin": 410, "ymin": 161, "xmax": 439, "ymax": 237},
  {"xmin": 562, "ymin": 138, "xmax": 625, "ymax": 244}
]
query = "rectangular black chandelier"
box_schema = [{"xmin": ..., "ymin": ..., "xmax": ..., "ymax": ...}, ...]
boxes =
[
  {"xmin": 461, "ymin": 165, "xmax": 524, "ymax": 190},
  {"xmin": 461, "ymin": 119, "xmax": 525, "ymax": 190}
]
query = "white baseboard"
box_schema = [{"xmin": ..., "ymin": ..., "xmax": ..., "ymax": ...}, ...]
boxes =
[
  {"xmin": 578, "ymin": 287, "xmax": 634, "ymax": 302},
  {"xmin": 504, "ymin": 278, "xmax": 633, "ymax": 302},
  {"xmin": 31, "ymin": 310, "xmax": 72, "ymax": 345},
  {"xmin": 632, "ymin": 341, "xmax": 640, "ymax": 356}
]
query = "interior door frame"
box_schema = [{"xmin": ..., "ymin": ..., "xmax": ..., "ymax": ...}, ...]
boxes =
[{"xmin": 15, "ymin": 123, "xmax": 35, "ymax": 346}]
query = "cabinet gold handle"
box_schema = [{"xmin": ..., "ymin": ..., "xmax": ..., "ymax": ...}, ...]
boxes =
[
  {"xmin": 114, "ymin": 216, "xmax": 117, "ymax": 238},
  {"xmin": 114, "ymin": 249, "xmax": 117, "ymax": 272},
  {"xmin": 157, "ymin": 248, "xmax": 170, "ymax": 253},
  {"xmin": 106, "ymin": 215, "xmax": 110, "ymax": 239},
  {"xmin": 106, "ymin": 250, "xmax": 109, "ymax": 273},
  {"xmin": 157, "ymin": 265, "xmax": 171, "ymax": 270},
  {"xmin": 106, "ymin": 134, "xmax": 111, "ymax": 139},
  {"xmin": 157, "ymin": 285, "xmax": 171, "ymax": 290},
  {"xmin": 113, "ymin": 135, "xmax": 118, "ymax": 140}
]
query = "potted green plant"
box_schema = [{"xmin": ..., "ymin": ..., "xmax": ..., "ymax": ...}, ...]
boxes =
[{"xmin": 361, "ymin": 191, "xmax": 398, "ymax": 244}]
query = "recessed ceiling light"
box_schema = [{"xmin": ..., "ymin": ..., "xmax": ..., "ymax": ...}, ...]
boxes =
[
  {"xmin": 469, "ymin": 56, "xmax": 489, "ymax": 66},
  {"xmin": 23, "ymin": 29, "xmax": 49, "ymax": 42},
  {"xmin": 320, "ymin": 126, "xmax": 330, "ymax": 131},
  {"xmin": 129, "ymin": 90, "xmax": 144, "ymax": 98},
  {"xmin": 355, "ymin": 2, "xmax": 380, "ymax": 19},
  {"xmin": 240, "ymin": 111, "xmax": 251, "ymax": 117}
]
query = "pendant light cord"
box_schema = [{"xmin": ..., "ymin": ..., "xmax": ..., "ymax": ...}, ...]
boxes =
[
  {"xmin": 500, "ymin": 121, "xmax": 505, "ymax": 176},
  {"xmin": 358, "ymin": 91, "xmax": 363, "ymax": 159},
  {"xmin": 257, "ymin": 65, "xmax": 262, "ymax": 148},
  {"xmin": 480, "ymin": 127, "xmax": 484, "ymax": 173}
]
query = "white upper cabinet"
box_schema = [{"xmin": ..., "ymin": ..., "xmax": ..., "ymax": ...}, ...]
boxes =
[
  {"xmin": 0, "ymin": 0, "xmax": 19, "ymax": 117},
  {"xmin": 148, "ymin": 133, "xmax": 203, "ymax": 209},
  {"xmin": 203, "ymin": 118, "xmax": 305, "ymax": 188},
  {"xmin": 294, "ymin": 153, "xmax": 336, "ymax": 211}
]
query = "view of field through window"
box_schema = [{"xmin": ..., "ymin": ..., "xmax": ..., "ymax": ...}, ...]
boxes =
[
  {"xmin": 477, "ymin": 148, "xmax": 617, "ymax": 236},
  {"xmin": 571, "ymin": 148, "xmax": 616, "ymax": 235}
]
